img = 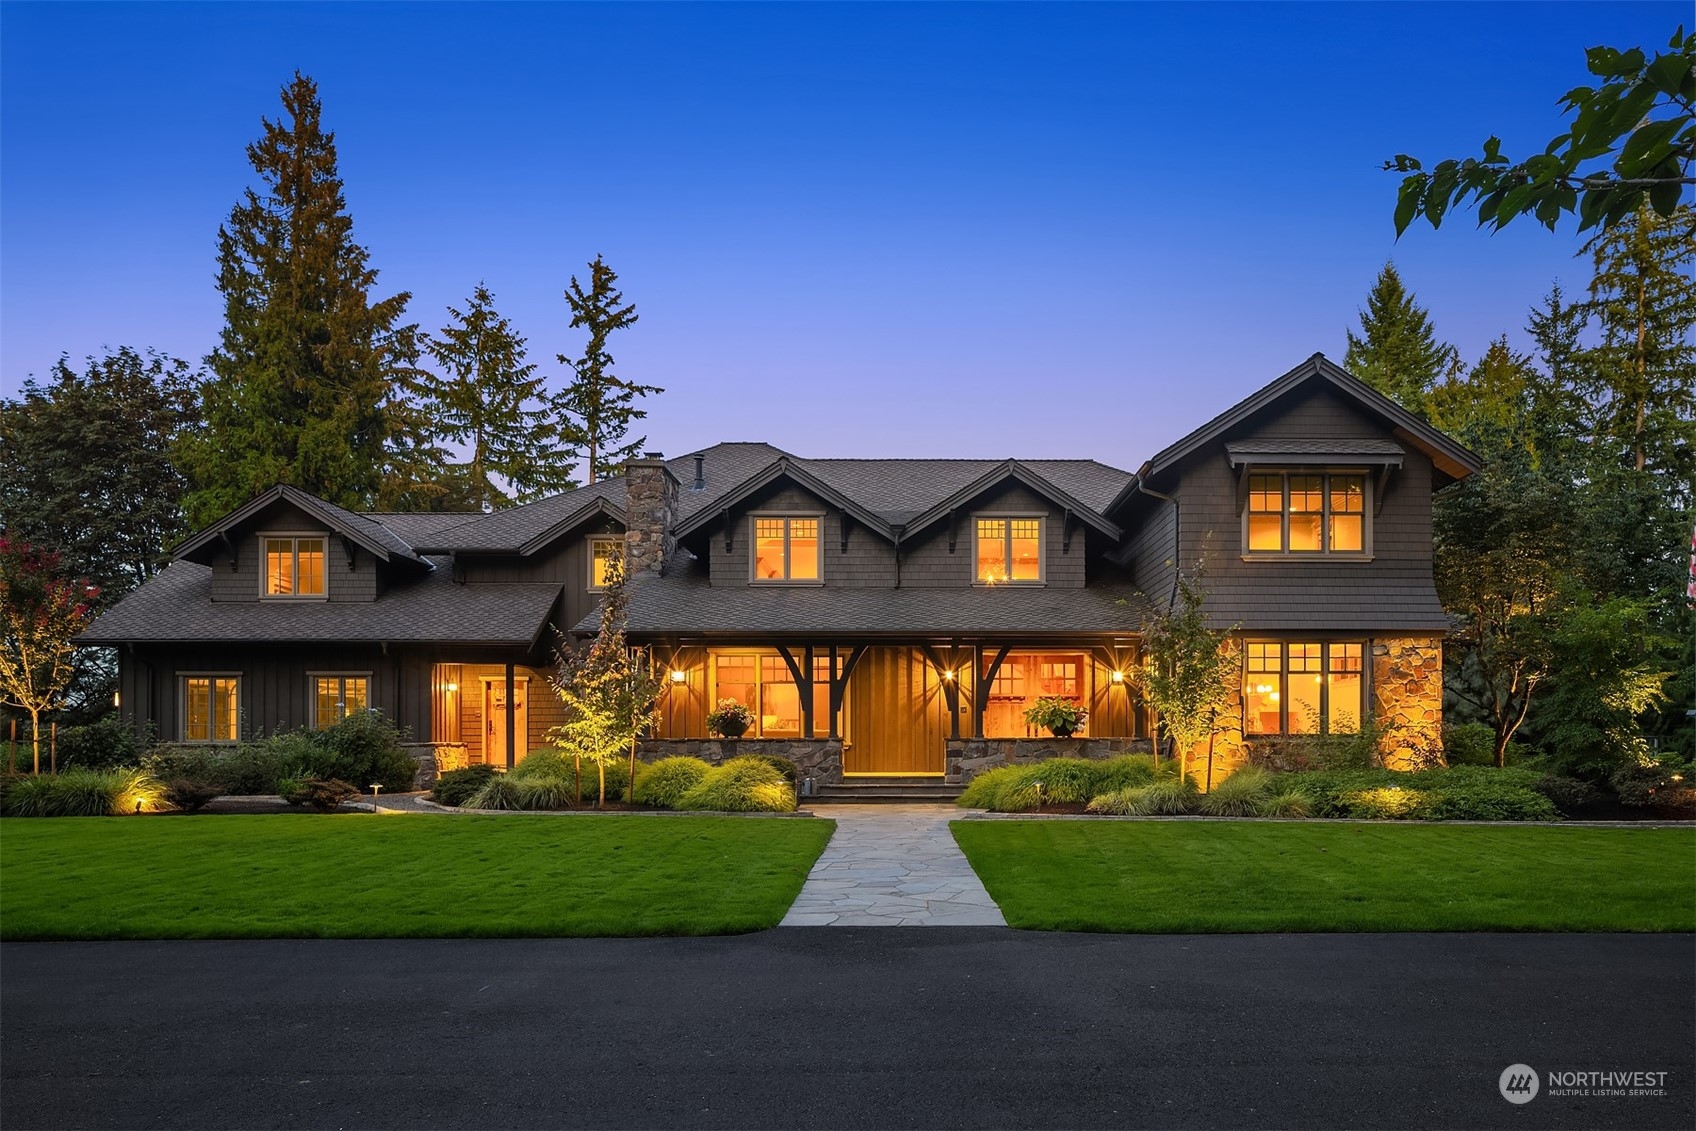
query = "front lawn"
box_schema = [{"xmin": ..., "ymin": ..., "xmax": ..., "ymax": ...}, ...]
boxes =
[
  {"xmin": 951, "ymin": 820, "xmax": 1696, "ymax": 932},
  {"xmin": 0, "ymin": 813, "xmax": 834, "ymax": 939}
]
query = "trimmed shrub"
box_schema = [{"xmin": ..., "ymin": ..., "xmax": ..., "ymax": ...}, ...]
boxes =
[
  {"xmin": 0, "ymin": 768, "xmax": 167, "ymax": 817},
  {"xmin": 466, "ymin": 776, "xmax": 527, "ymax": 811},
  {"xmin": 1257, "ymin": 788, "xmax": 1311, "ymax": 818},
  {"xmin": 508, "ymin": 749, "xmax": 572, "ymax": 781},
  {"xmin": 1338, "ymin": 786, "xmax": 1431, "ymax": 819},
  {"xmin": 282, "ymin": 779, "xmax": 361, "ymax": 812},
  {"xmin": 576, "ymin": 758, "xmax": 631, "ymax": 805},
  {"xmin": 1443, "ymin": 723, "xmax": 1498, "ymax": 766},
  {"xmin": 1091, "ymin": 755, "xmax": 1163, "ymax": 794},
  {"xmin": 139, "ymin": 711, "xmax": 416, "ymax": 796},
  {"xmin": 431, "ymin": 765, "xmax": 497, "ymax": 806},
  {"xmin": 674, "ymin": 755, "xmax": 796, "ymax": 812},
  {"xmin": 1421, "ymin": 784, "xmax": 1558, "ymax": 822},
  {"xmin": 313, "ymin": 710, "xmax": 417, "ymax": 791},
  {"xmin": 1198, "ymin": 765, "xmax": 1276, "ymax": 817},
  {"xmin": 1533, "ymin": 773, "xmax": 1600, "ymax": 814},
  {"xmin": 57, "ymin": 716, "xmax": 151, "ymax": 771},
  {"xmin": 632, "ymin": 756, "xmax": 713, "ymax": 809},
  {"xmin": 164, "ymin": 778, "xmax": 222, "ymax": 813}
]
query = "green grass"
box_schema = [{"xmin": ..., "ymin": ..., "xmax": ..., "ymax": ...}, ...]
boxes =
[
  {"xmin": 951, "ymin": 820, "xmax": 1696, "ymax": 932},
  {"xmin": 0, "ymin": 813, "xmax": 835, "ymax": 939}
]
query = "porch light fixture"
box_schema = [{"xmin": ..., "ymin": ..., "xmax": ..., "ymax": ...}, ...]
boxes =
[
  {"xmin": 113, "ymin": 690, "xmax": 122, "ymax": 707},
  {"xmin": 669, "ymin": 669, "xmax": 688, "ymax": 683},
  {"xmin": 1109, "ymin": 670, "xmax": 1125, "ymax": 684},
  {"xmin": 941, "ymin": 669, "xmax": 955, "ymax": 682},
  {"xmin": 445, "ymin": 681, "xmax": 458, "ymax": 692}
]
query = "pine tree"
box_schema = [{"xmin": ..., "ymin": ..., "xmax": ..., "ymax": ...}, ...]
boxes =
[
  {"xmin": 180, "ymin": 73, "xmax": 420, "ymax": 527},
  {"xmin": 1343, "ymin": 263, "xmax": 1457, "ymax": 414},
  {"xmin": 1579, "ymin": 202, "xmax": 1696, "ymax": 476},
  {"xmin": 421, "ymin": 284, "xmax": 576, "ymax": 510},
  {"xmin": 555, "ymin": 256, "xmax": 662, "ymax": 481}
]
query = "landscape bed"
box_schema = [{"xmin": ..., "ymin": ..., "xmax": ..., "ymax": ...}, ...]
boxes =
[
  {"xmin": 950, "ymin": 820, "xmax": 1696, "ymax": 933},
  {"xmin": 0, "ymin": 813, "xmax": 835, "ymax": 940}
]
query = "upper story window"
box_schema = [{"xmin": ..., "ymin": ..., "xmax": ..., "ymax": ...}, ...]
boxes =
[
  {"xmin": 752, "ymin": 516, "xmax": 821, "ymax": 583},
  {"xmin": 589, "ymin": 537, "xmax": 622, "ymax": 590},
  {"xmin": 312, "ymin": 674, "xmax": 369, "ymax": 729},
  {"xmin": 183, "ymin": 675, "xmax": 240, "ymax": 742},
  {"xmin": 975, "ymin": 516, "xmax": 1042, "ymax": 584},
  {"xmin": 263, "ymin": 536, "xmax": 327, "ymax": 597},
  {"xmin": 1245, "ymin": 472, "xmax": 1366, "ymax": 555}
]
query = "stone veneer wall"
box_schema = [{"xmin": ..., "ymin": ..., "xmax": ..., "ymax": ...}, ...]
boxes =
[
  {"xmin": 624, "ymin": 456, "xmax": 679, "ymax": 574},
  {"xmin": 635, "ymin": 738, "xmax": 844, "ymax": 786},
  {"xmin": 1371, "ymin": 636, "xmax": 1445, "ymax": 769},
  {"xmin": 946, "ymin": 737, "xmax": 1154, "ymax": 785},
  {"xmin": 403, "ymin": 742, "xmax": 470, "ymax": 790}
]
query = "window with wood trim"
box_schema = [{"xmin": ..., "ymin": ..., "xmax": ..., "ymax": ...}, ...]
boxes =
[
  {"xmin": 263, "ymin": 536, "xmax": 327, "ymax": 596},
  {"xmin": 975, "ymin": 516, "xmax": 1042, "ymax": 584},
  {"xmin": 182, "ymin": 675, "xmax": 240, "ymax": 742},
  {"xmin": 589, "ymin": 537, "xmax": 622, "ymax": 590},
  {"xmin": 751, "ymin": 516, "xmax": 821, "ymax": 582},
  {"xmin": 1245, "ymin": 472, "xmax": 1367, "ymax": 555},
  {"xmin": 711, "ymin": 650, "xmax": 832, "ymax": 737},
  {"xmin": 312, "ymin": 674, "xmax": 369, "ymax": 729},
  {"xmin": 1242, "ymin": 641, "xmax": 1363, "ymax": 735},
  {"xmin": 982, "ymin": 651, "xmax": 1089, "ymax": 736}
]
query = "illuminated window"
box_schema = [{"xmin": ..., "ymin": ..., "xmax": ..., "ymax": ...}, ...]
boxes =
[
  {"xmin": 982, "ymin": 651, "xmax": 1088, "ymax": 737},
  {"xmin": 712, "ymin": 651, "xmax": 833, "ymax": 736},
  {"xmin": 263, "ymin": 536, "xmax": 327, "ymax": 596},
  {"xmin": 589, "ymin": 538, "xmax": 622, "ymax": 590},
  {"xmin": 975, "ymin": 517, "xmax": 1043, "ymax": 584},
  {"xmin": 312, "ymin": 675, "xmax": 370, "ymax": 729},
  {"xmin": 183, "ymin": 676, "xmax": 240, "ymax": 742},
  {"xmin": 751, "ymin": 516, "xmax": 821, "ymax": 582},
  {"xmin": 1244, "ymin": 473, "xmax": 1367, "ymax": 555},
  {"xmin": 1243, "ymin": 641, "xmax": 1364, "ymax": 735}
]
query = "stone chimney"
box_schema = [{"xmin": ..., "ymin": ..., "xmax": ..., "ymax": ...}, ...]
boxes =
[{"xmin": 623, "ymin": 454, "xmax": 679, "ymax": 575}]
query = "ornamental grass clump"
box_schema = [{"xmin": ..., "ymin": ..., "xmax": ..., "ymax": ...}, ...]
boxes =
[
  {"xmin": 1086, "ymin": 776, "xmax": 1198, "ymax": 816},
  {"xmin": 0, "ymin": 768, "xmax": 168, "ymax": 817},
  {"xmin": 466, "ymin": 775, "xmax": 527, "ymax": 811},
  {"xmin": 1197, "ymin": 765, "xmax": 1276, "ymax": 817},
  {"xmin": 631, "ymin": 756, "xmax": 712, "ymax": 809},
  {"xmin": 514, "ymin": 777, "xmax": 577, "ymax": 811},
  {"xmin": 674, "ymin": 755, "xmax": 795, "ymax": 812},
  {"xmin": 430, "ymin": 765, "xmax": 497, "ymax": 806},
  {"xmin": 1257, "ymin": 788, "xmax": 1312, "ymax": 818}
]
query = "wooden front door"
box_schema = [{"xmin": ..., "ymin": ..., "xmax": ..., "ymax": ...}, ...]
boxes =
[
  {"xmin": 844, "ymin": 647, "xmax": 947, "ymax": 776},
  {"xmin": 483, "ymin": 678, "xmax": 529, "ymax": 767}
]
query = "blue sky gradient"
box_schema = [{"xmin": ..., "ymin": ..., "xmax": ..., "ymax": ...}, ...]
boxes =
[{"xmin": 0, "ymin": 1, "xmax": 1680, "ymax": 467}]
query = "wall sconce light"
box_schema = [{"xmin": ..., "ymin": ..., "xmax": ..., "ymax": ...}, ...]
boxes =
[
  {"xmin": 1109, "ymin": 670, "xmax": 1124, "ymax": 684},
  {"xmin": 113, "ymin": 690, "xmax": 122, "ymax": 707},
  {"xmin": 445, "ymin": 681, "xmax": 458, "ymax": 693},
  {"xmin": 941, "ymin": 669, "xmax": 955, "ymax": 681},
  {"xmin": 669, "ymin": 669, "xmax": 688, "ymax": 683}
]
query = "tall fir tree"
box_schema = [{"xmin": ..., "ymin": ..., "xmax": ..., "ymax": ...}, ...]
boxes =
[
  {"xmin": 0, "ymin": 348, "xmax": 199, "ymax": 600},
  {"xmin": 1343, "ymin": 262, "xmax": 1457, "ymax": 414},
  {"xmin": 555, "ymin": 256, "xmax": 662, "ymax": 481},
  {"xmin": 180, "ymin": 73, "xmax": 421, "ymax": 527},
  {"xmin": 421, "ymin": 284, "xmax": 576, "ymax": 509}
]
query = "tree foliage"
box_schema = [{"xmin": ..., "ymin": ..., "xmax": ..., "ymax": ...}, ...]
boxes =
[
  {"xmin": 0, "ymin": 347, "xmax": 199, "ymax": 599},
  {"xmin": 548, "ymin": 554, "xmax": 662, "ymax": 807},
  {"xmin": 1343, "ymin": 262, "xmax": 1457, "ymax": 413},
  {"xmin": 1137, "ymin": 559, "xmax": 1239, "ymax": 778},
  {"xmin": 180, "ymin": 72, "xmax": 421, "ymax": 527},
  {"xmin": 0, "ymin": 538, "xmax": 99, "ymax": 773},
  {"xmin": 421, "ymin": 284, "xmax": 578, "ymax": 509},
  {"xmin": 1388, "ymin": 28, "xmax": 1695, "ymax": 235},
  {"xmin": 555, "ymin": 256, "xmax": 662, "ymax": 482}
]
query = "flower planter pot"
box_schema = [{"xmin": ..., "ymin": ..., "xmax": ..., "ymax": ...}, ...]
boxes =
[{"xmin": 713, "ymin": 721, "xmax": 749, "ymax": 739}]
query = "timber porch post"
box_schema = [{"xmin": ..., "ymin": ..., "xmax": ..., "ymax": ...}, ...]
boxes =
[{"xmin": 504, "ymin": 661, "xmax": 517, "ymax": 770}]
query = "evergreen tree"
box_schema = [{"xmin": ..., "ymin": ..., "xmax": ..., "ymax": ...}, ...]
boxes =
[
  {"xmin": 180, "ymin": 73, "xmax": 420, "ymax": 527},
  {"xmin": 555, "ymin": 256, "xmax": 662, "ymax": 481},
  {"xmin": 421, "ymin": 284, "xmax": 576, "ymax": 509},
  {"xmin": 1343, "ymin": 262, "xmax": 1457, "ymax": 413},
  {"xmin": 0, "ymin": 348, "xmax": 199, "ymax": 599},
  {"xmin": 1425, "ymin": 337, "xmax": 1537, "ymax": 448}
]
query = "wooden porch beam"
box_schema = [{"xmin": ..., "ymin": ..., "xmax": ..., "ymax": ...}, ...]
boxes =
[
  {"xmin": 829, "ymin": 644, "xmax": 869, "ymax": 729},
  {"xmin": 918, "ymin": 644, "xmax": 961, "ymax": 739},
  {"xmin": 504, "ymin": 661, "xmax": 517, "ymax": 771},
  {"xmin": 774, "ymin": 644, "xmax": 813, "ymax": 739},
  {"xmin": 974, "ymin": 645, "xmax": 1011, "ymax": 738}
]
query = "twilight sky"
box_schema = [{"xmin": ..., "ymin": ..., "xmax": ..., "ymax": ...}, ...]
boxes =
[{"xmin": 0, "ymin": 1, "xmax": 1680, "ymax": 468}]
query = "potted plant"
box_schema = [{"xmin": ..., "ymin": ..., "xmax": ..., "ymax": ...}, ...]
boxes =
[
  {"xmin": 706, "ymin": 699, "xmax": 755, "ymax": 739},
  {"xmin": 1024, "ymin": 696, "xmax": 1087, "ymax": 739}
]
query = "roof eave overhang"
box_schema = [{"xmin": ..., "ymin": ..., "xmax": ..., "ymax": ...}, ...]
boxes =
[
  {"xmin": 517, "ymin": 498, "xmax": 627, "ymax": 556},
  {"xmin": 172, "ymin": 485, "xmax": 403, "ymax": 567},
  {"xmin": 671, "ymin": 458, "xmax": 898, "ymax": 543},
  {"xmin": 898, "ymin": 460, "xmax": 1122, "ymax": 543}
]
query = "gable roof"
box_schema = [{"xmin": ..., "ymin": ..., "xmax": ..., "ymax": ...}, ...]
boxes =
[
  {"xmin": 173, "ymin": 485, "xmax": 429, "ymax": 569},
  {"xmin": 1139, "ymin": 354, "xmax": 1481, "ymax": 484},
  {"xmin": 424, "ymin": 477, "xmax": 627, "ymax": 554},
  {"xmin": 671, "ymin": 455, "xmax": 901, "ymax": 542},
  {"xmin": 896, "ymin": 459, "xmax": 1122, "ymax": 541}
]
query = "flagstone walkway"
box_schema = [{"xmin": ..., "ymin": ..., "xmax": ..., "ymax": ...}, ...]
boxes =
[{"xmin": 780, "ymin": 804, "xmax": 1007, "ymax": 926}]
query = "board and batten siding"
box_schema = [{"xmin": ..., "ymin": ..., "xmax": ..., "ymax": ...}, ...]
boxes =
[
  {"xmin": 454, "ymin": 514, "xmax": 622, "ymax": 633},
  {"xmin": 206, "ymin": 502, "xmax": 379, "ymax": 604}
]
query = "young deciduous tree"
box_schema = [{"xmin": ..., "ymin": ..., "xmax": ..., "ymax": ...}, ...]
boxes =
[
  {"xmin": 555, "ymin": 256, "xmax": 662, "ymax": 482},
  {"xmin": 548, "ymin": 555, "xmax": 662, "ymax": 807},
  {"xmin": 421, "ymin": 284, "xmax": 578, "ymax": 509},
  {"xmin": 1343, "ymin": 263, "xmax": 1457, "ymax": 414},
  {"xmin": 180, "ymin": 72, "xmax": 422, "ymax": 527},
  {"xmin": 0, "ymin": 538, "xmax": 99, "ymax": 773},
  {"xmin": 0, "ymin": 347, "xmax": 199, "ymax": 599},
  {"xmin": 1137, "ymin": 560, "xmax": 1240, "ymax": 788}
]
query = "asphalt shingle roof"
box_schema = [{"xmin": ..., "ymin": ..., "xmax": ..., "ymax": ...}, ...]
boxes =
[{"xmin": 78, "ymin": 559, "xmax": 561, "ymax": 646}]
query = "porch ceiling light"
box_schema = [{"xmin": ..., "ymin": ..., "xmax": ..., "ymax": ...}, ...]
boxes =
[{"xmin": 669, "ymin": 669, "xmax": 688, "ymax": 683}]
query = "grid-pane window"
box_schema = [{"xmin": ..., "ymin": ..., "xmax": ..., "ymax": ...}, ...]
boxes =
[
  {"xmin": 313, "ymin": 676, "xmax": 369, "ymax": 729},
  {"xmin": 751, "ymin": 517, "xmax": 821, "ymax": 582},
  {"xmin": 589, "ymin": 538, "xmax": 621, "ymax": 590},
  {"xmin": 1242, "ymin": 473, "xmax": 1368, "ymax": 555},
  {"xmin": 263, "ymin": 537, "xmax": 327, "ymax": 596},
  {"xmin": 975, "ymin": 516, "xmax": 1043, "ymax": 583},
  {"xmin": 983, "ymin": 651, "xmax": 1090, "ymax": 737},
  {"xmin": 1242, "ymin": 641, "xmax": 1365, "ymax": 735},
  {"xmin": 713, "ymin": 651, "xmax": 832, "ymax": 737},
  {"xmin": 184, "ymin": 676, "xmax": 240, "ymax": 742}
]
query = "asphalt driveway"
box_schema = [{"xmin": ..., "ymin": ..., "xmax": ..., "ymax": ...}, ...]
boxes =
[{"xmin": 3, "ymin": 930, "xmax": 1691, "ymax": 1129}]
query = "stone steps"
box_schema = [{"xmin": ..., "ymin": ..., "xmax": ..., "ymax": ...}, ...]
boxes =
[{"xmin": 810, "ymin": 779, "xmax": 963, "ymax": 804}]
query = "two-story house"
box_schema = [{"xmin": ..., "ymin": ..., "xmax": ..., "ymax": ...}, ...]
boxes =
[{"xmin": 79, "ymin": 355, "xmax": 1479, "ymax": 789}]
